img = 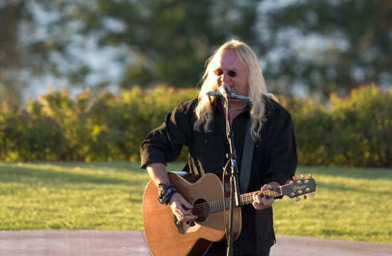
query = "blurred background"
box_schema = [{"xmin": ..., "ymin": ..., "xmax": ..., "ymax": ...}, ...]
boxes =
[
  {"xmin": 1, "ymin": 0, "xmax": 391, "ymax": 106},
  {"xmin": 0, "ymin": 0, "xmax": 391, "ymax": 166},
  {"xmin": 1, "ymin": 1, "xmax": 391, "ymax": 244}
]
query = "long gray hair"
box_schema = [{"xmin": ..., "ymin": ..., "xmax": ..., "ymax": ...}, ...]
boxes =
[{"xmin": 194, "ymin": 39, "xmax": 269, "ymax": 140}]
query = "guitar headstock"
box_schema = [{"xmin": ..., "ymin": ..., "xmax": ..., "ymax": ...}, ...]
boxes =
[{"xmin": 281, "ymin": 174, "xmax": 316, "ymax": 199}]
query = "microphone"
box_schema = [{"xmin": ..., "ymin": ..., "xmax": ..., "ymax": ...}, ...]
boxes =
[
  {"xmin": 206, "ymin": 85, "xmax": 251, "ymax": 102},
  {"xmin": 218, "ymin": 84, "xmax": 230, "ymax": 99}
]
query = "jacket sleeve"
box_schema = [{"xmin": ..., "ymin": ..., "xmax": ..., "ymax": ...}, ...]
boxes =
[
  {"xmin": 140, "ymin": 100, "xmax": 193, "ymax": 169},
  {"xmin": 264, "ymin": 102, "xmax": 298, "ymax": 185}
]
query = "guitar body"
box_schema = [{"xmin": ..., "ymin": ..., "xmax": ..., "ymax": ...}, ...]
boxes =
[{"xmin": 143, "ymin": 172, "xmax": 242, "ymax": 256}]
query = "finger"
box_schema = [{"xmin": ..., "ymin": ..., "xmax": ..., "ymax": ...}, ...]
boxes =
[
  {"xmin": 174, "ymin": 211, "xmax": 184, "ymax": 222},
  {"xmin": 253, "ymin": 193, "xmax": 262, "ymax": 203},
  {"xmin": 261, "ymin": 197, "xmax": 274, "ymax": 208},
  {"xmin": 179, "ymin": 204, "xmax": 194, "ymax": 216},
  {"xmin": 252, "ymin": 201, "xmax": 264, "ymax": 210},
  {"xmin": 180, "ymin": 198, "xmax": 194, "ymax": 210},
  {"xmin": 183, "ymin": 214, "xmax": 198, "ymax": 222},
  {"xmin": 261, "ymin": 184, "xmax": 272, "ymax": 191},
  {"xmin": 173, "ymin": 203, "xmax": 195, "ymax": 222},
  {"xmin": 170, "ymin": 204, "xmax": 186, "ymax": 221},
  {"xmin": 176, "ymin": 206, "xmax": 186, "ymax": 217},
  {"xmin": 261, "ymin": 198, "xmax": 270, "ymax": 206},
  {"xmin": 252, "ymin": 194, "xmax": 262, "ymax": 209},
  {"xmin": 176, "ymin": 205, "xmax": 190, "ymax": 219}
]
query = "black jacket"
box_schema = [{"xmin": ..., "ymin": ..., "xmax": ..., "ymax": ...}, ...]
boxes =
[{"xmin": 140, "ymin": 96, "xmax": 297, "ymax": 255}]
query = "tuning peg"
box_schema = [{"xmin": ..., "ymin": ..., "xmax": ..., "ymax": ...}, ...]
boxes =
[
  {"xmin": 295, "ymin": 197, "xmax": 300, "ymax": 202},
  {"xmin": 310, "ymin": 193, "xmax": 315, "ymax": 198}
]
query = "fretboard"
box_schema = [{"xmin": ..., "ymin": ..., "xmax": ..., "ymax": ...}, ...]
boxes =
[{"xmin": 208, "ymin": 188, "xmax": 283, "ymax": 214}]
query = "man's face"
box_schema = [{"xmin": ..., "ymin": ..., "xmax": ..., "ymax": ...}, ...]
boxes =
[{"xmin": 213, "ymin": 49, "xmax": 249, "ymax": 97}]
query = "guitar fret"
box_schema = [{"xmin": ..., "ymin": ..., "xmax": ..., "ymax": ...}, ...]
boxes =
[
  {"xmin": 208, "ymin": 188, "xmax": 284, "ymax": 214},
  {"xmin": 209, "ymin": 199, "xmax": 224, "ymax": 213},
  {"xmin": 211, "ymin": 201, "xmax": 218, "ymax": 213}
]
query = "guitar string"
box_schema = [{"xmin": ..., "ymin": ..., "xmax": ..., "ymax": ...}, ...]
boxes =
[
  {"xmin": 186, "ymin": 180, "xmax": 315, "ymax": 215},
  {"xmin": 190, "ymin": 189, "xmax": 282, "ymax": 215}
]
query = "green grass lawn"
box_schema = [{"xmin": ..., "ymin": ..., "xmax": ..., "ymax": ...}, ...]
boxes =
[
  {"xmin": 0, "ymin": 162, "xmax": 391, "ymax": 244},
  {"xmin": 0, "ymin": 162, "xmax": 150, "ymax": 230},
  {"xmin": 273, "ymin": 166, "xmax": 392, "ymax": 244}
]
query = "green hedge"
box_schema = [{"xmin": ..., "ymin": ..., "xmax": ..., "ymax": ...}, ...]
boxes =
[
  {"xmin": 0, "ymin": 85, "xmax": 391, "ymax": 167},
  {"xmin": 279, "ymin": 85, "xmax": 392, "ymax": 167},
  {"xmin": 0, "ymin": 86, "xmax": 197, "ymax": 162}
]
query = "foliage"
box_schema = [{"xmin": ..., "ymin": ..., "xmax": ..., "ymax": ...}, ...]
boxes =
[
  {"xmin": 0, "ymin": 85, "xmax": 391, "ymax": 167},
  {"xmin": 264, "ymin": 0, "xmax": 392, "ymax": 99},
  {"xmin": 1, "ymin": 162, "xmax": 391, "ymax": 244},
  {"xmin": 88, "ymin": 0, "xmax": 262, "ymax": 88},
  {"xmin": 0, "ymin": 85, "xmax": 197, "ymax": 162},
  {"xmin": 0, "ymin": 0, "xmax": 262, "ymax": 105},
  {"xmin": 2, "ymin": 0, "xmax": 391, "ymax": 106},
  {"xmin": 288, "ymin": 85, "xmax": 392, "ymax": 167}
]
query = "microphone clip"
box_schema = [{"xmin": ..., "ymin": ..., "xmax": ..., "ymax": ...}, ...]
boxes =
[{"xmin": 206, "ymin": 85, "xmax": 251, "ymax": 102}]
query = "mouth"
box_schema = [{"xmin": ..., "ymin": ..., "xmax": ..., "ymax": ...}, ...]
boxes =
[{"xmin": 220, "ymin": 84, "xmax": 234, "ymax": 91}]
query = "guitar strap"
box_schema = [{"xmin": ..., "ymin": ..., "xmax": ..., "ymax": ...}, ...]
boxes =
[{"xmin": 240, "ymin": 119, "xmax": 254, "ymax": 193}]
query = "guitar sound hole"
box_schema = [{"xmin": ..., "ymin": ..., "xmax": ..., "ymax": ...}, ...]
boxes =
[{"xmin": 193, "ymin": 198, "xmax": 209, "ymax": 222}]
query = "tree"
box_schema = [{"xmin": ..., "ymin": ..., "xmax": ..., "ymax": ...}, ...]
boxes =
[
  {"xmin": 2, "ymin": 0, "xmax": 391, "ymax": 104},
  {"xmin": 0, "ymin": 0, "xmax": 79, "ymax": 105},
  {"xmin": 75, "ymin": 0, "xmax": 263, "ymax": 88},
  {"xmin": 262, "ymin": 0, "xmax": 392, "ymax": 99},
  {"xmin": 0, "ymin": 0, "xmax": 263, "ymax": 105},
  {"xmin": 0, "ymin": 1, "xmax": 26, "ymax": 106}
]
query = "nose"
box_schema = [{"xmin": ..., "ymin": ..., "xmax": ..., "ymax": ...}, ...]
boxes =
[{"xmin": 221, "ymin": 73, "xmax": 232, "ymax": 85}]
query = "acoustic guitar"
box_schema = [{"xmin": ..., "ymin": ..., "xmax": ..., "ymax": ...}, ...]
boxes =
[{"xmin": 143, "ymin": 172, "xmax": 316, "ymax": 256}]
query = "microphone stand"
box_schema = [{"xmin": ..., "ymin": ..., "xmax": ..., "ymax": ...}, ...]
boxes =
[{"xmin": 221, "ymin": 93, "xmax": 241, "ymax": 256}]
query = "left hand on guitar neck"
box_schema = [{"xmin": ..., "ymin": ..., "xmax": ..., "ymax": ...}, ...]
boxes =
[{"xmin": 252, "ymin": 182, "xmax": 279, "ymax": 210}]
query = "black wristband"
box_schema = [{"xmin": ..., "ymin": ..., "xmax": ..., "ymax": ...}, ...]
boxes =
[{"xmin": 158, "ymin": 183, "xmax": 177, "ymax": 205}]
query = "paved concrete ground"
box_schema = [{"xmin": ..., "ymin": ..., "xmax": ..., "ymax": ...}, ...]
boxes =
[{"xmin": 0, "ymin": 230, "xmax": 391, "ymax": 256}]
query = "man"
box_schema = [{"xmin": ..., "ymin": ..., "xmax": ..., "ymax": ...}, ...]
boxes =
[{"xmin": 140, "ymin": 39, "xmax": 297, "ymax": 255}]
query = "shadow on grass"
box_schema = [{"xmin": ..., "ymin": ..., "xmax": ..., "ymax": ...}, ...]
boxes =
[
  {"xmin": 304, "ymin": 166, "xmax": 392, "ymax": 180},
  {"xmin": 0, "ymin": 164, "xmax": 142, "ymax": 186},
  {"xmin": 314, "ymin": 180, "xmax": 392, "ymax": 197},
  {"xmin": 9, "ymin": 161, "xmax": 142, "ymax": 172}
]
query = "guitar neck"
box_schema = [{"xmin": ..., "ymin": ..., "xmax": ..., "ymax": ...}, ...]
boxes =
[
  {"xmin": 239, "ymin": 188, "xmax": 283, "ymax": 206},
  {"xmin": 204, "ymin": 177, "xmax": 315, "ymax": 214},
  {"xmin": 209, "ymin": 188, "xmax": 283, "ymax": 214}
]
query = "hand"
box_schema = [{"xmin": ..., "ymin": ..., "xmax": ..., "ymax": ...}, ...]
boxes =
[
  {"xmin": 169, "ymin": 192, "xmax": 198, "ymax": 222},
  {"xmin": 252, "ymin": 184, "xmax": 275, "ymax": 210}
]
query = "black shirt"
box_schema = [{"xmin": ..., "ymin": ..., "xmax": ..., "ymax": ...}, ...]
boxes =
[{"xmin": 140, "ymin": 96, "xmax": 297, "ymax": 255}]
